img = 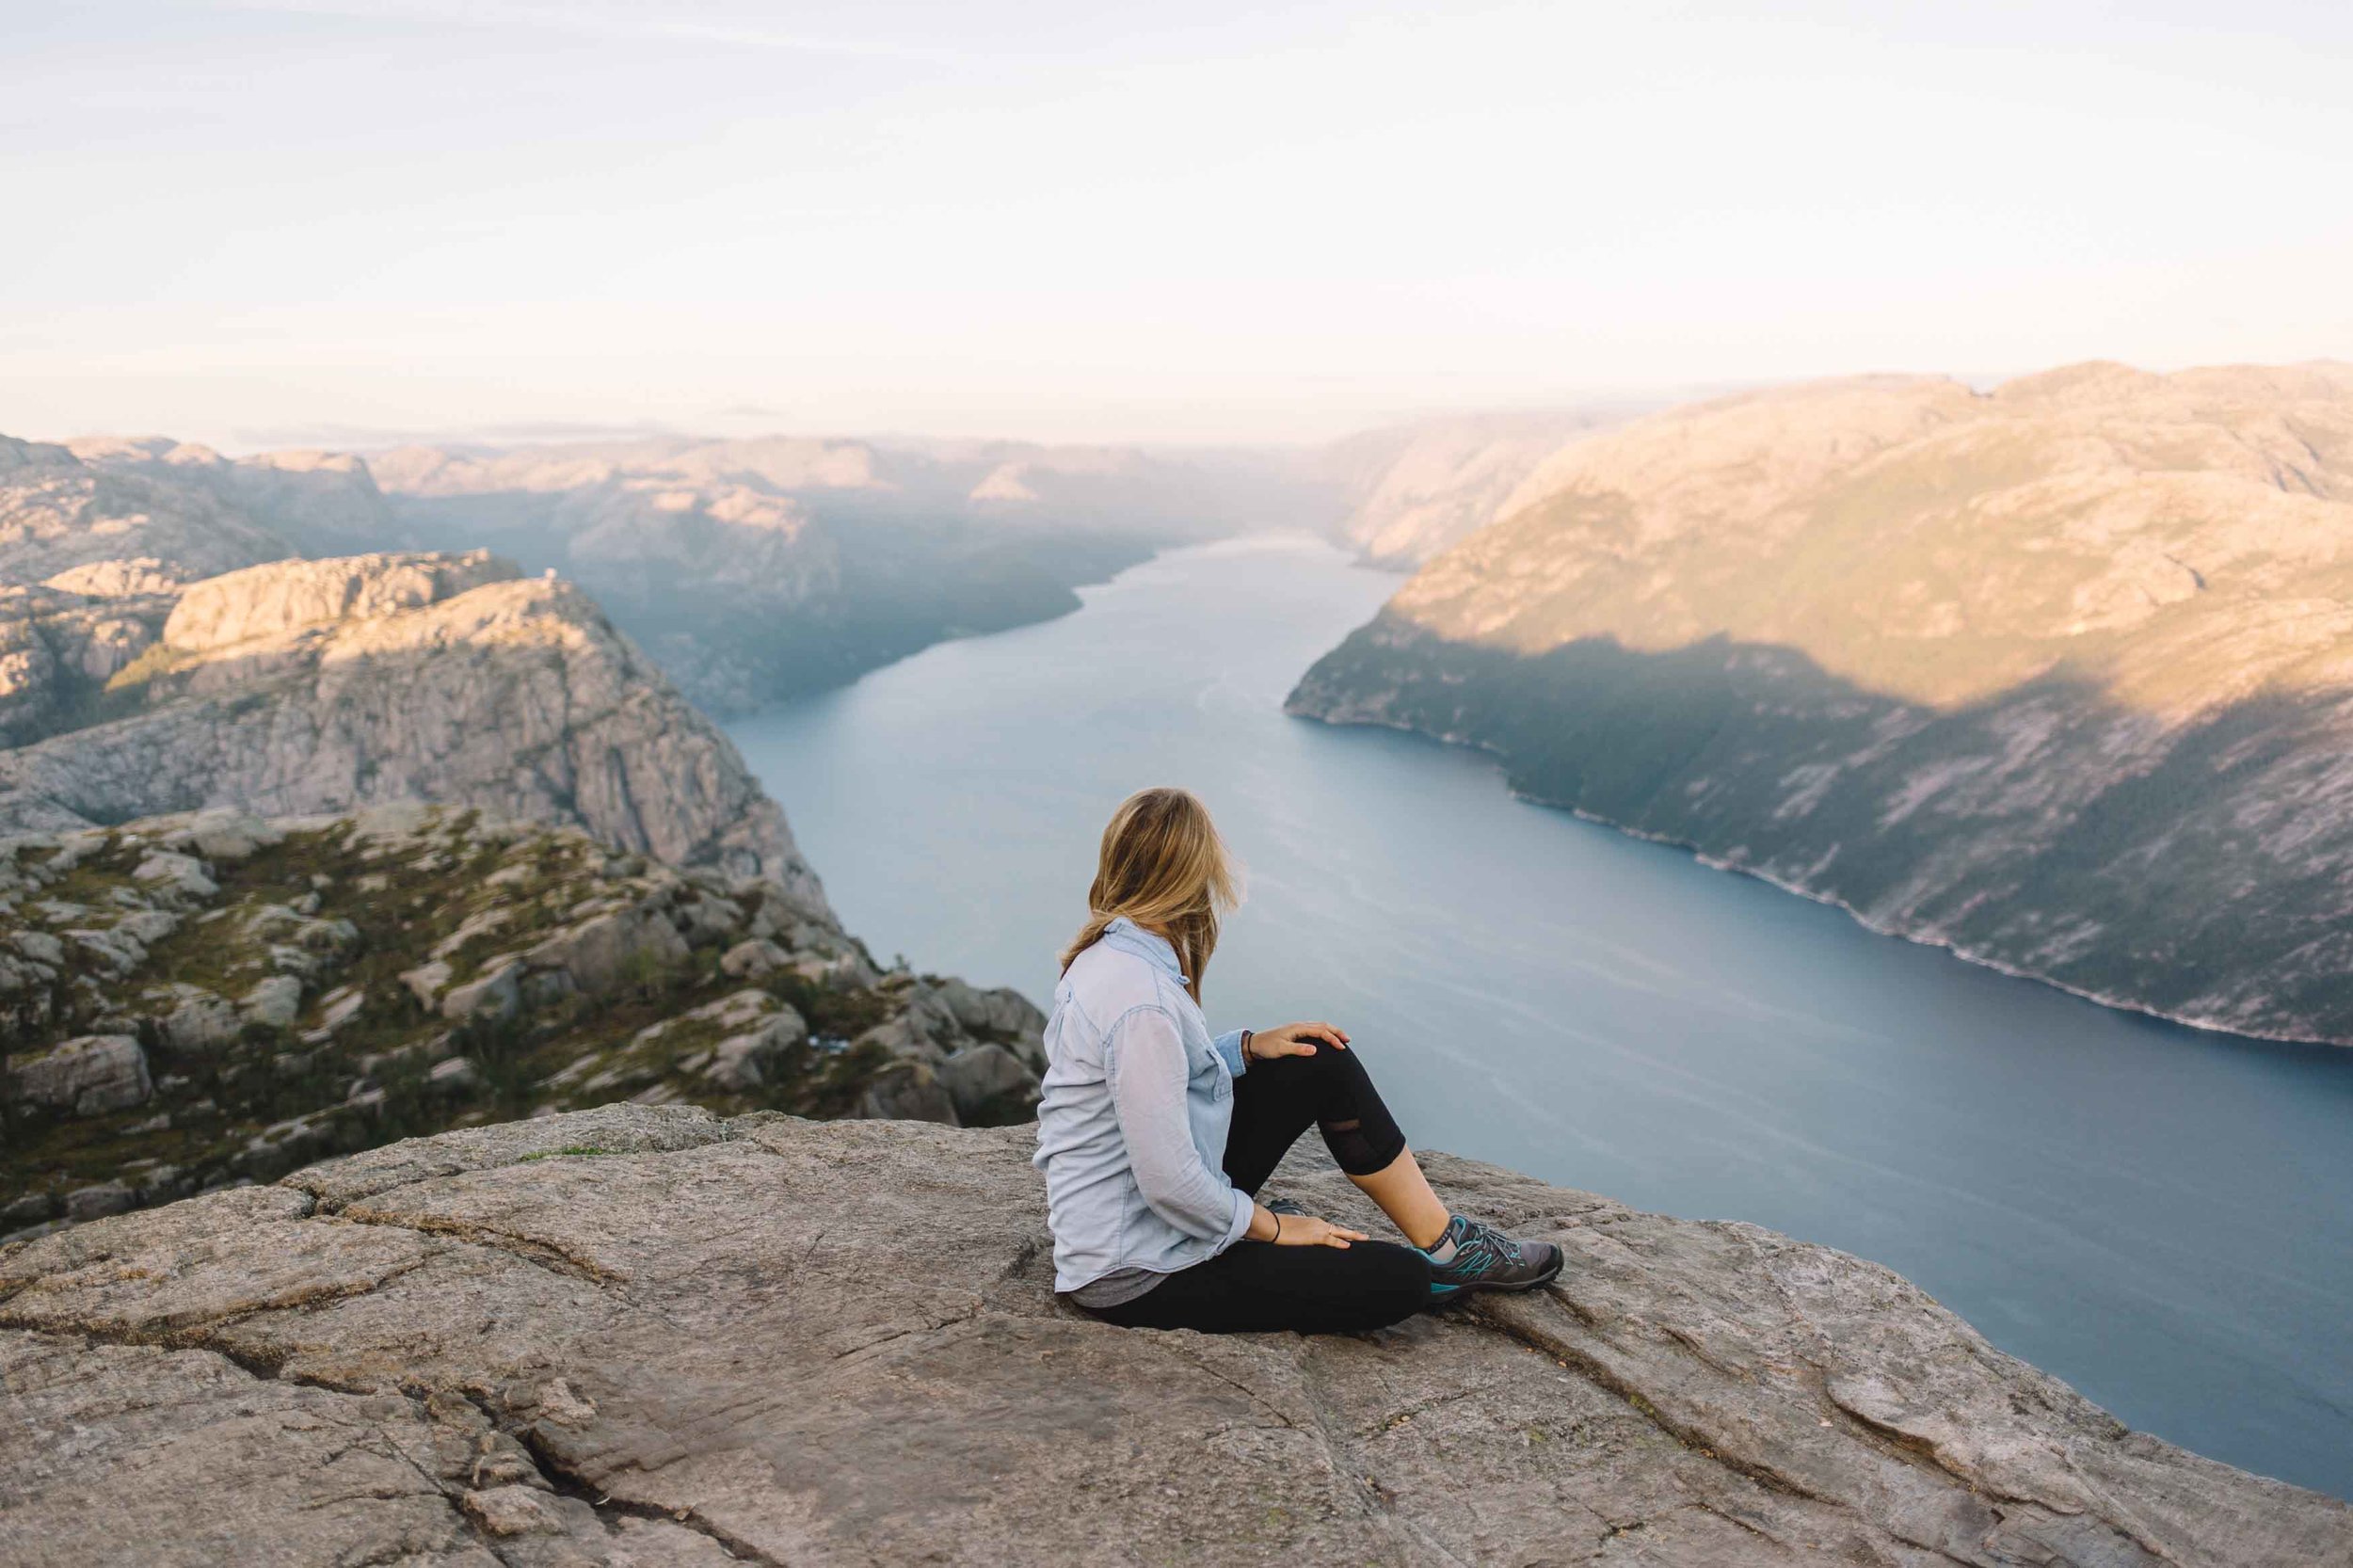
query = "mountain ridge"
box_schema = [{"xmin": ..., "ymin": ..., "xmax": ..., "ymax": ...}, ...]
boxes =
[{"xmin": 1289, "ymin": 360, "xmax": 2353, "ymax": 1045}]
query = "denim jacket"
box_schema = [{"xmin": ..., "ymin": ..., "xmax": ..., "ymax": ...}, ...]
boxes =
[{"xmin": 1032, "ymin": 917, "xmax": 1253, "ymax": 1294}]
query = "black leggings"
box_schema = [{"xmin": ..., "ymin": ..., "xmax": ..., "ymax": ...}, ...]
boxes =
[{"xmin": 1090, "ymin": 1043, "xmax": 1431, "ymax": 1335}]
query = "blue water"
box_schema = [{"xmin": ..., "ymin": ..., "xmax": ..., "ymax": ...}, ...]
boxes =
[{"xmin": 728, "ymin": 534, "xmax": 2353, "ymax": 1499}]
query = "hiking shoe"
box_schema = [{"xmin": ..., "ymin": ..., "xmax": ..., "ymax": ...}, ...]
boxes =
[
  {"xmin": 1425, "ymin": 1215, "xmax": 1562, "ymax": 1297},
  {"xmin": 1262, "ymin": 1195, "xmax": 1310, "ymax": 1217}
]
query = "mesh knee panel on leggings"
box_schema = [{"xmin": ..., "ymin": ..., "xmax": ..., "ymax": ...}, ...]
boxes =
[{"xmin": 1316, "ymin": 1047, "xmax": 1407, "ymax": 1176}]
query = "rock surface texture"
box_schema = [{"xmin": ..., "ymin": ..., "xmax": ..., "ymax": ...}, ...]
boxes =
[
  {"xmin": 1291, "ymin": 360, "xmax": 2353, "ymax": 1042},
  {"xmin": 0, "ymin": 550, "xmax": 810, "ymax": 888},
  {"xmin": 0, "ymin": 1104, "xmax": 2344, "ymax": 1567},
  {"xmin": 2, "ymin": 807, "xmax": 1045, "ymax": 1237}
]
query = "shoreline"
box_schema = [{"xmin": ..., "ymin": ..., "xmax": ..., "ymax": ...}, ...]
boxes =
[{"xmin": 1283, "ymin": 701, "xmax": 2352, "ymax": 1056}]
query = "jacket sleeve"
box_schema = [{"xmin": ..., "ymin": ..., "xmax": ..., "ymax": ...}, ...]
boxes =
[
  {"xmin": 1211, "ymin": 1028, "xmax": 1250, "ymax": 1078},
  {"xmin": 1105, "ymin": 1007, "xmax": 1255, "ymax": 1248}
]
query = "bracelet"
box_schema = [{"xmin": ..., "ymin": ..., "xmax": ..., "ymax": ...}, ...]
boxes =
[
  {"xmin": 1240, "ymin": 1029, "xmax": 1255, "ymax": 1061},
  {"xmin": 1272, "ymin": 1212, "xmax": 1283, "ymax": 1242}
]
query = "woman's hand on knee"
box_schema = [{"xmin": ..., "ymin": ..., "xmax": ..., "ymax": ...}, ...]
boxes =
[
  {"xmin": 1246, "ymin": 1020, "xmax": 1350, "ymax": 1060},
  {"xmin": 1265, "ymin": 1210, "xmax": 1369, "ymax": 1248}
]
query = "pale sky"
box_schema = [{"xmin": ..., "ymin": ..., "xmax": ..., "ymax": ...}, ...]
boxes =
[{"xmin": 6, "ymin": 1, "xmax": 2351, "ymax": 450}]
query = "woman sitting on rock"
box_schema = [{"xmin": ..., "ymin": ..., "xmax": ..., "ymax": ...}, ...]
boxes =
[{"xmin": 1033, "ymin": 786, "xmax": 1561, "ymax": 1334}]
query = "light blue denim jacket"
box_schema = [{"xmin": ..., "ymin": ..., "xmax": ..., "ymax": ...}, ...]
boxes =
[{"xmin": 1032, "ymin": 917, "xmax": 1254, "ymax": 1294}]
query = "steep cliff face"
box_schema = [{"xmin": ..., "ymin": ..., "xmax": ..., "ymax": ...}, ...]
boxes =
[
  {"xmin": 1290, "ymin": 361, "xmax": 2353, "ymax": 1043},
  {"xmin": 2, "ymin": 1104, "xmax": 2344, "ymax": 1566},
  {"xmin": 0, "ymin": 551, "xmax": 810, "ymax": 891},
  {"xmin": 1, "ymin": 807, "xmax": 1046, "ymax": 1237},
  {"xmin": 0, "ymin": 584, "xmax": 173, "ymax": 747}
]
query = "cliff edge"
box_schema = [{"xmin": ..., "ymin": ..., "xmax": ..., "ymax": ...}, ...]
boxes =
[
  {"xmin": 0, "ymin": 551, "xmax": 811, "ymax": 896},
  {"xmin": 2, "ymin": 1104, "xmax": 2345, "ymax": 1567}
]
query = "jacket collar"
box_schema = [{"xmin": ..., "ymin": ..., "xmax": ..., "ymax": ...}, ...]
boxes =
[{"xmin": 1100, "ymin": 916, "xmax": 1188, "ymax": 985}]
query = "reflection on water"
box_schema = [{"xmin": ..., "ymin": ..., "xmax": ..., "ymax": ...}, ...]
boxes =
[{"xmin": 730, "ymin": 534, "xmax": 2353, "ymax": 1499}]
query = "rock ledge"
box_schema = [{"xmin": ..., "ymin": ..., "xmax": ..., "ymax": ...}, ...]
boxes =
[{"xmin": 3, "ymin": 1104, "xmax": 2345, "ymax": 1566}]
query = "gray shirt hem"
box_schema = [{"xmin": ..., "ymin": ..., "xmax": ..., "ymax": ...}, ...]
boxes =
[{"xmin": 1067, "ymin": 1266, "xmax": 1166, "ymax": 1309}]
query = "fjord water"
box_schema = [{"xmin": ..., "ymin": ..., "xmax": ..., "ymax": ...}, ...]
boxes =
[{"xmin": 729, "ymin": 535, "xmax": 2353, "ymax": 1499}]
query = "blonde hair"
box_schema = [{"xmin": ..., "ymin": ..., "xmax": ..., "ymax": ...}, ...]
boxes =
[{"xmin": 1059, "ymin": 787, "xmax": 1240, "ymax": 1001}]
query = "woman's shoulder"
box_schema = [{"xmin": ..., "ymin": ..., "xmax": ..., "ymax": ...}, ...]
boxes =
[{"xmin": 1060, "ymin": 940, "xmax": 1176, "ymax": 1024}]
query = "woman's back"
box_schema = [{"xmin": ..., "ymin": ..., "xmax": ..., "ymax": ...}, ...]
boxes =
[{"xmin": 1032, "ymin": 917, "xmax": 1249, "ymax": 1294}]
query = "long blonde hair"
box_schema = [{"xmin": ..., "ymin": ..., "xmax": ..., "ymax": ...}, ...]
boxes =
[{"xmin": 1059, "ymin": 787, "xmax": 1240, "ymax": 1001}]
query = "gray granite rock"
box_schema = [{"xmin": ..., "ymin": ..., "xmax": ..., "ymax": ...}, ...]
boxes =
[
  {"xmin": 440, "ymin": 957, "xmax": 522, "ymax": 1023},
  {"xmin": 158, "ymin": 985, "xmax": 240, "ymax": 1052},
  {"xmin": 0, "ymin": 1105, "xmax": 2342, "ymax": 1567},
  {"xmin": 61, "ymin": 1182, "xmax": 134, "ymax": 1222},
  {"xmin": 239, "ymin": 973, "xmax": 303, "ymax": 1029},
  {"xmin": 7, "ymin": 1033, "xmax": 151, "ymax": 1114},
  {"xmin": 0, "ymin": 552, "xmax": 828, "ymax": 906},
  {"xmin": 719, "ymin": 936, "xmax": 789, "ymax": 978},
  {"xmin": 701, "ymin": 1007, "xmax": 808, "ymax": 1092},
  {"xmin": 936, "ymin": 1041, "xmax": 1042, "ymax": 1121}
]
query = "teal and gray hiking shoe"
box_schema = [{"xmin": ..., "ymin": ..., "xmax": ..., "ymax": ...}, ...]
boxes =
[
  {"xmin": 1262, "ymin": 1195, "xmax": 1310, "ymax": 1218},
  {"xmin": 1424, "ymin": 1215, "xmax": 1562, "ymax": 1297}
]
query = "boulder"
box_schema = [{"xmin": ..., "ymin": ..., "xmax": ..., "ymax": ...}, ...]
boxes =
[
  {"xmin": 9, "ymin": 928, "xmax": 65, "ymax": 967},
  {"xmin": 0, "ymin": 1106, "xmax": 2341, "ymax": 1567},
  {"xmin": 425, "ymin": 1056, "xmax": 478, "ymax": 1093},
  {"xmin": 717, "ymin": 937, "xmax": 788, "ymax": 979},
  {"xmin": 158, "ymin": 987, "xmax": 239, "ymax": 1053},
  {"xmin": 303, "ymin": 985, "xmax": 365, "ymax": 1042},
  {"xmin": 398, "ymin": 958, "xmax": 452, "ymax": 1010},
  {"xmin": 186, "ymin": 812, "xmax": 281, "ymax": 863},
  {"xmin": 131, "ymin": 851, "xmax": 217, "ymax": 901},
  {"xmin": 239, "ymin": 974, "xmax": 303, "ymax": 1030},
  {"xmin": 116, "ymin": 909, "xmax": 179, "ymax": 946},
  {"xmin": 699, "ymin": 1007, "xmax": 808, "ymax": 1093},
  {"xmin": 672, "ymin": 892, "xmax": 744, "ymax": 948},
  {"xmin": 8, "ymin": 1033, "xmax": 151, "ymax": 1114},
  {"xmin": 852, "ymin": 1009, "xmax": 950, "ymax": 1069},
  {"xmin": 62, "ymin": 1183, "xmax": 134, "ymax": 1223},
  {"xmin": 66, "ymin": 926, "xmax": 147, "ymax": 978},
  {"xmin": 935, "ymin": 975, "xmax": 1048, "ymax": 1042},
  {"xmin": 528, "ymin": 909, "xmax": 689, "ymax": 995},
  {"xmin": 855, "ymin": 1059, "xmax": 957, "ymax": 1124},
  {"xmin": 935, "ymin": 1042, "xmax": 1042, "ymax": 1122},
  {"xmin": 440, "ymin": 958, "xmax": 522, "ymax": 1023}
]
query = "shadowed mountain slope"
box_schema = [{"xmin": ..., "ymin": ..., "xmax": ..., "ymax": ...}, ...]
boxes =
[{"xmin": 1291, "ymin": 361, "xmax": 2353, "ymax": 1042}]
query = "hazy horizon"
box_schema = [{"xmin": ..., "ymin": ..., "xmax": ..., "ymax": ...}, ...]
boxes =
[{"xmin": 8, "ymin": 2, "xmax": 2352, "ymax": 449}]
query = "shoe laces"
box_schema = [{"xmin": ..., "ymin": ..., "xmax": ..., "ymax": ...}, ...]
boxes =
[{"xmin": 1448, "ymin": 1216, "xmax": 1522, "ymax": 1272}]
